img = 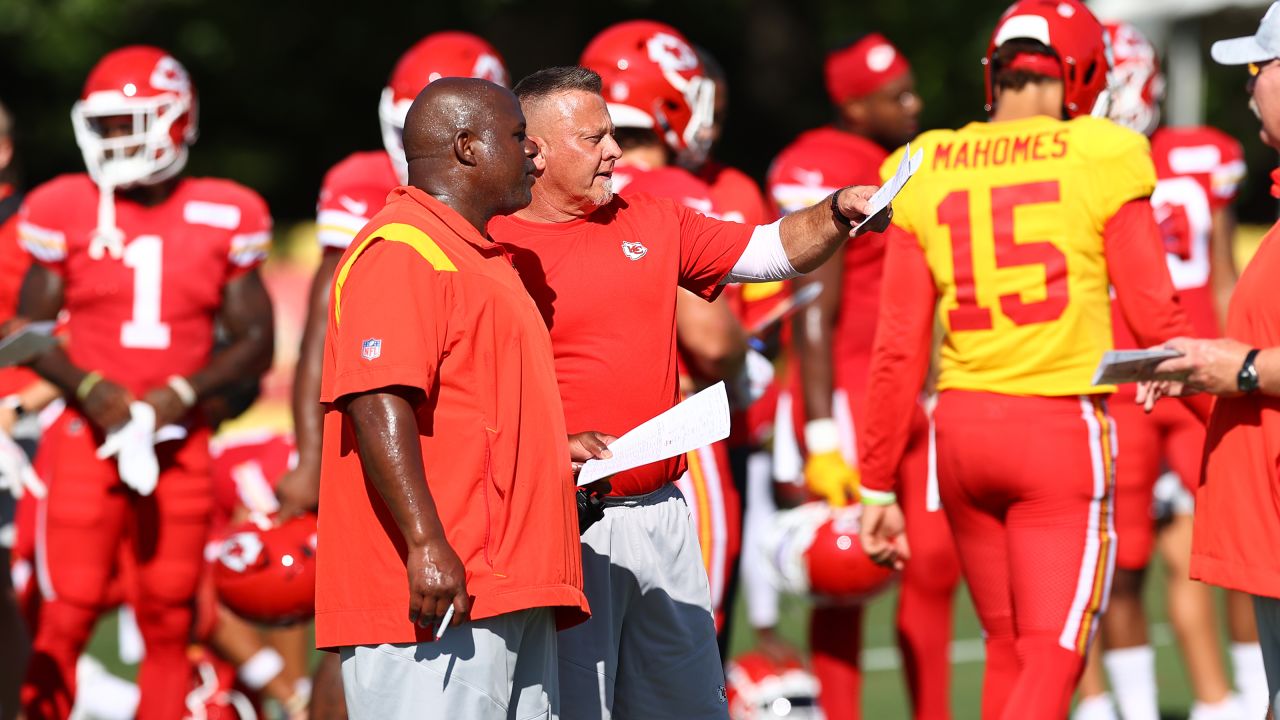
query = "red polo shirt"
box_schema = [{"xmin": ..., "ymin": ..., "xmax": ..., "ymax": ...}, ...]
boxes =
[
  {"xmin": 489, "ymin": 194, "xmax": 752, "ymax": 497},
  {"xmin": 1191, "ymin": 223, "xmax": 1280, "ymax": 597},
  {"xmin": 316, "ymin": 187, "xmax": 588, "ymax": 649}
]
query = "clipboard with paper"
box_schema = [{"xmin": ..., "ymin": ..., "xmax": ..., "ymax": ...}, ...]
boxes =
[
  {"xmin": 0, "ymin": 321, "xmax": 58, "ymax": 367},
  {"xmin": 577, "ymin": 382, "xmax": 731, "ymax": 487}
]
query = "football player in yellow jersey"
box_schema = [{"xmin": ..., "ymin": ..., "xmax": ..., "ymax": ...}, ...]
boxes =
[{"xmin": 855, "ymin": 1, "xmax": 1208, "ymax": 717}]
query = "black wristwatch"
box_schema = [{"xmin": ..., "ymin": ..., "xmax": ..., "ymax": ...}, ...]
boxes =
[
  {"xmin": 1238, "ymin": 348, "xmax": 1262, "ymax": 394},
  {"xmin": 830, "ymin": 188, "xmax": 855, "ymax": 228}
]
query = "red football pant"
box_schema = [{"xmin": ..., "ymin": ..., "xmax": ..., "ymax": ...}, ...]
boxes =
[
  {"xmin": 676, "ymin": 440, "xmax": 742, "ymax": 633},
  {"xmin": 810, "ymin": 395, "xmax": 960, "ymax": 720},
  {"xmin": 934, "ymin": 391, "xmax": 1116, "ymax": 720},
  {"xmin": 23, "ymin": 409, "xmax": 212, "ymax": 720},
  {"xmin": 1108, "ymin": 392, "xmax": 1203, "ymax": 570}
]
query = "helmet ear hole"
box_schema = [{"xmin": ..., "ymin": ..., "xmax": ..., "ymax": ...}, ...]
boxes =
[{"xmin": 1082, "ymin": 60, "xmax": 1097, "ymax": 86}]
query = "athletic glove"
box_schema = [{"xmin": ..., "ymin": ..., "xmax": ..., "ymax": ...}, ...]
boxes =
[{"xmin": 804, "ymin": 450, "xmax": 860, "ymax": 507}]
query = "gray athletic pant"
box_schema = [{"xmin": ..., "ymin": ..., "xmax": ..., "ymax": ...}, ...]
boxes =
[
  {"xmin": 558, "ymin": 483, "xmax": 729, "ymax": 720},
  {"xmin": 339, "ymin": 607, "xmax": 558, "ymax": 720}
]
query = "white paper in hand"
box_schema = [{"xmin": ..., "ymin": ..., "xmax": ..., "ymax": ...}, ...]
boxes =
[
  {"xmin": 1092, "ymin": 349, "xmax": 1185, "ymax": 385},
  {"xmin": 852, "ymin": 143, "xmax": 924, "ymax": 232},
  {"xmin": 577, "ymin": 382, "xmax": 732, "ymax": 487}
]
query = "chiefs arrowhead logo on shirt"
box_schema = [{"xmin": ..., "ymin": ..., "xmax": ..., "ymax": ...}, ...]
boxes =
[{"xmin": 621, "ymin": 241, "xmax": 648, "ymax": 261}]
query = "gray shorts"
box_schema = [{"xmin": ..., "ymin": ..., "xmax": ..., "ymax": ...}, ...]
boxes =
[
  {"xmin": 340, "ymin": 607, "xmax": 558, "ymax": 720},
  {"xmin": 1253, "ymin": 595, "xmax": 1280, "ymax": 716},
  {"xmin": 558, "ymin": 483, "xmax": 728, "ymax": 720}
]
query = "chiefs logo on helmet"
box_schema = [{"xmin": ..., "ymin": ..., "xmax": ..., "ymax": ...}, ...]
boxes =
[
  {"xmin": 214, "ymin": 513, "xmax": 317, "ymax": 625},
  {"xmin": 760, "ymin": 503, "xmax": 897, "ymax": 603},
  {"xmin": 1103, "ymin": 21, "xmax": 1164, "ymax": 136},
  {"xmin": 725, "ymin": 651, "xmax": 824, "ymax": 719},
  {"xmin": 580, "ymin": 20, "xmax": 717, "ymax": 166}
]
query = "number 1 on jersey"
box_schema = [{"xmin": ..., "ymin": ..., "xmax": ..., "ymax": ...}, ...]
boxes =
[
  {"xmin": 120, "ymin": 235, "xmax": 172, "ymax": 349},
  {"xmin": 938, "ymin": 180, "xmax": 1068, "ymax": 331}
]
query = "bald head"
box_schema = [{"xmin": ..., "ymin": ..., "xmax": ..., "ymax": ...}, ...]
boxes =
[{"xmin": 401, "ymin": 77, "xmax": 537, "ymax": 230}]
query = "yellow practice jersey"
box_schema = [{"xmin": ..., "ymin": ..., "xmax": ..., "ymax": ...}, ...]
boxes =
[{"xmin": 882, "ymin": 114, "xmax": 1156, "ymax": 396}]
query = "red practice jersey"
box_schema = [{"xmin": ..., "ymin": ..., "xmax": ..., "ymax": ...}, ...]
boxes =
[
  {"xmin": 1112, "ymin": 125, "xmax": 1245, "ymax": 346},
  {"xmin": 697, "ymin": 160, "xmax": 774, "ymax": 226},
  {"xmin": 768, "ymin": 127, "xmax": 888, "ymax": 390},
  {"xmin": 613, "ymin": 164, "xmax": 719, "ymax": 217},
  {"xmin": 17, "ymin": 175, "xmax": 271, "ymax": 396},
  {"xmin": 315, "ymin": 150, "xmax": 398, "ymax": 251},
  {"xmin": 209, "ymin": 430, "xmax": 296, "ymax": 533}
]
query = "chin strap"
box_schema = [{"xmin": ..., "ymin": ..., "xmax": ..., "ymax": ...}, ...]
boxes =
[{"xmin": 89, "ymin": 182, "xmax": 125, "ymax": 260}]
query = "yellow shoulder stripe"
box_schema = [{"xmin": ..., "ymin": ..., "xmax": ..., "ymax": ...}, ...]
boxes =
[{"xmin": 333, "ymin": 222, "xmax": 457, "ymax": 325}]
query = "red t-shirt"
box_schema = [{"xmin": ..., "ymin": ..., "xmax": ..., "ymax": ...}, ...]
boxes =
[
  {"xmin": 17, "ymin": 174, "xmax": 270, "ymax": 397},
  {"xmin": 489, "ymin": 194, "xmax": 753, "ymax": 496},
  {"xmin": 315, "ymin": 150, "xmax": 398, "ymax": 251},
  {"xmin": 768, "ymin": 128, "xmax": 888, "ymax": 393},
  {"xmin": 1191, "ymin": 223, "xmax": 1280, "ymax": 597},
  {"xmin": 1112, "ymin": 126, "xmax": 1245, "ymax": 353},
  {"xmin": 316, "ymin": 187, "xmax": 587, "ymax": 648}
]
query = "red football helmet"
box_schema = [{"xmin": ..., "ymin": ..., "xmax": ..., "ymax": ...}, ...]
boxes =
[
  {"xmin": 1104, "ymin": 21, "xmax": 1163, "ymax": 135},
  {"xmin": 580, "ymin": 20, "xmax": 717, "ymax": 166},
  {"xmin": 72, "ymin": 45, "xmax": 197, "ymax": 190},
  {"xmin": 379, "ymin": 32, "xmax": 509, "ymax": 183},
  {"xmin": 725, "ymin": 651, "xmax": 824, "ymax": 720},
  {"xmin": 984, "ymin": 0, "xmax": 1113, "ymax": 118},
  {"xmin": 214, "ymin": 513, "xmax": 317, "ymax": 625},
  {"xmin": 761, "ymin": 503, "xmax": 897, "ymax": 603}
]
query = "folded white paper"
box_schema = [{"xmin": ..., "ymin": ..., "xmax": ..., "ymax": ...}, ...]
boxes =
[
  {"xmin": 1092, "ymin": 349, "xmax": 1185, "ymax": 385},
  {"xmin": 852, "ymin": 144, "xmax": 924, "ymax": 232},
  {"xmin": 577, "ymin": 381, "xmax": 731, "ymax": 487}
]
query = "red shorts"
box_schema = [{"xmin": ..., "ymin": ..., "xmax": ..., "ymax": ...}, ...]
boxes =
[
  {"xmin": 33, "ymin": 407, "xmax": 213, "ymax": 608},
  {"xmin": 1108, "ymin": 392, "xmax": 1204, "ymax": 570},
  {"xmin": 935, "ymin": 390, "xmax": 1115, "ymax": 657}
]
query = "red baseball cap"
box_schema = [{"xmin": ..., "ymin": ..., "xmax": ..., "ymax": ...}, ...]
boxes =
[{"xmin": 824, "ymin": 33, "xmax": 910, "ymax": 105}]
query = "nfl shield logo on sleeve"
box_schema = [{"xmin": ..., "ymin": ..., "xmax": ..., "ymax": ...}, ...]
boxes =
[{"xmin": 361, "ymin": 338, "xmax": 382, "ymax": 361}]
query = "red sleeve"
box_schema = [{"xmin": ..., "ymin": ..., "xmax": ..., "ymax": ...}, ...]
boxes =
[
  {"xmin": 1106, "ymin": 199, "xmax": 1213, "ymax": 422},
  {"xmin": 857, "ymin": 226, "xmax": 937, "ymax": 493},
  {"xmin": 0, "ymin": 215, "xmax": 31, "ymax": 322},
  {"xmin": 321, "ymin": 240, "xmax": 452, "ymax": 403},
  {"xmin": 226, "ymin": 190, "xmax": 272, "ymax": 279},
  {"xmin": 676, "ymin": 201, "xmax": 754, "ymax": 301}
]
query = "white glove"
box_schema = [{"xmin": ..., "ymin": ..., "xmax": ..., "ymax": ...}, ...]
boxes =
[
  {"xmin": 0, "ymin": 426, "xmax": 44, "ymax": 499},
  {"xmin": 97, "ymin": 402, "xmax": 160, "ymax": 496}
]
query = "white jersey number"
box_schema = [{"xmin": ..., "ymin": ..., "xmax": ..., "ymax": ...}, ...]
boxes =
[
  {"xmin": 1151, "ymin": 176, "xmax": 1212, "ymax": 291},
  {"xmin": 120, "ymin": 235, "xmax": 172, "ymax": 349}
]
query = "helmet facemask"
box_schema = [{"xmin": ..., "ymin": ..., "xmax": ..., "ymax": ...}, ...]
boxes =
[{"xmin": 378, "ymin": 87, "xmax": 411, "ymax": 185}]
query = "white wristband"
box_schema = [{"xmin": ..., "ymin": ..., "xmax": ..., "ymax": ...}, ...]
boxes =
[
  {"xmin": 167, "ymin": 375, "xmax": 197, "ymax": 408},
  {"xmin": 861, "ymin": 487, "xmax": 898, "ymax": 506},
  {"xmin": 804, "ymin": 418, "xmax": 840, "ymax": 454}
]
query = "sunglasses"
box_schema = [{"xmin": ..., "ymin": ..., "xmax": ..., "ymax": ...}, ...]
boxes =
[{"xmin": 1249, "ymin": 59, "xmax": 1279, "ymax": 76}]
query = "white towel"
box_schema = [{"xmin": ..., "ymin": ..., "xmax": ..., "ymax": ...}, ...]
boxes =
[{"xmin": 97, "ymin": 402, "xmax": 160, "ymax": 496}]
